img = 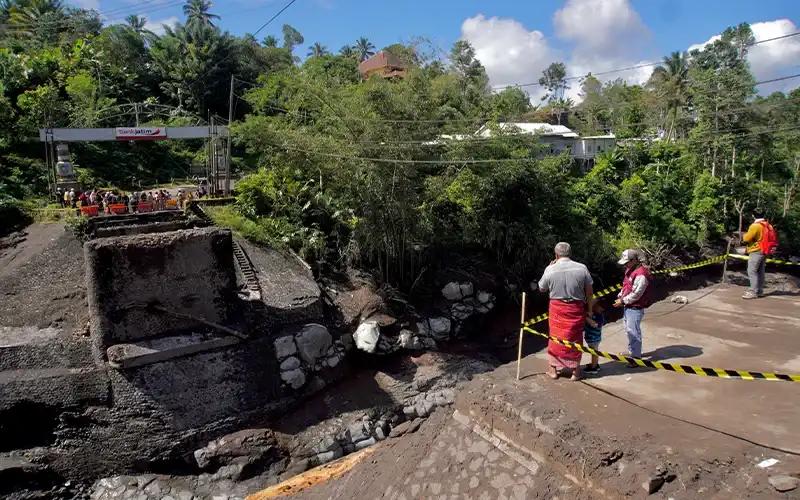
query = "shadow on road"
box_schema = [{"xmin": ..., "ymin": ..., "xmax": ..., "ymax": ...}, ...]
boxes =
[
  {"xmin": 589, "ymin": 344, "xmax": 704, "ymax": 379},
  {"xmin": 644, "ymin": 344, "xmax": 703, "ymax": 361}
]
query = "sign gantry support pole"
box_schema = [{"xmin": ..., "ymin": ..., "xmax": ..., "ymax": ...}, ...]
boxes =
[{"xmin": 225, "ymin": 74, "xmax": 234, "ymax": 196}]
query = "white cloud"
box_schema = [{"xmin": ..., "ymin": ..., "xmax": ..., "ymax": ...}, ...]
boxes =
[
  {"xmin": 145, "ymin": 16, "xmax": 179, "ymax": 35},
  {"xmin": 687, "ymin": 35, "xmax": 720, "ymax": 53},
  {"xmin": 747, "ymin": 19, "xmax": 800, "ymax": 93},
  {"xmin": 460, "ymin": 14, "xmax": 558, "ymax": 101},
  {"xmin": 554, "ymin": 0, "xmax": 649, "ymax": 60},
  {"xmin": 462, "ymin": 3, "xmax": 799, "ymax": 105},
  {"xmin": 461, "ymin": 1, "xmax": 655, "ymax": 104},
  {"xmin": 554, "ymin": 0, "xmax": 653, "ymax": 99},
  {"xmin": 688, "ymin": 19, "xmax": 800, "ymax": 94},
  {"xmin": 72, "ymin": 0, "xmax": 100, "ymax": 9}
]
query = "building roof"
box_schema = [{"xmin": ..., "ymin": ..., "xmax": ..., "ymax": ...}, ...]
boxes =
[
  {"xmin": 476, "ymin": 122, "xmax": 579, "ymax": 138},
  {"xmin": 358, "ymin": 51, "xmax": 407, "ymax": 75},
  {"xmin": 580, "ymin": 133, "xmax": 616, "ymax": 139}
]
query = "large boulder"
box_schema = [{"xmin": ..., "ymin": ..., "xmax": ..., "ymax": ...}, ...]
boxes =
[
  {"xmin": 273, "ymin": 336, "xmax": 297, "ymax": 359},
  {"xmin": 354, "ymin": 321, "xmax": 380, "ymax": 353},
  {"xmin": 193, "ymin": 429, "xmax": 279, "ymax": 471},
  {"xmin": 428, "ymin": 317, "xmax": 451, "ymax": 341},
  {"xmin": 295, "ymin": 324, "xmax": 332, "ymax": 364},
  {"xmin": 281, "ymin": 368, "xmax": 306, "ymax": 389},
  {"xmin": 332, "ymin": 285, "xmax": 386, "ymax": 329},
  {"xmin": 441, "ymin": 281, "xmax": 474, "ymax": 301}
]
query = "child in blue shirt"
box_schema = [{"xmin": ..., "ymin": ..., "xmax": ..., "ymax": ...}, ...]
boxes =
[{"xmin": 584, "ymin": 300, "xmax": 605, "ymax": 373}]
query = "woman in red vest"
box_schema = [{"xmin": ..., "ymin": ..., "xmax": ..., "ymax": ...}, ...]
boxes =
[{"xmin": 613, "ymin": 249, "xmax": 652, "ymax": 366}]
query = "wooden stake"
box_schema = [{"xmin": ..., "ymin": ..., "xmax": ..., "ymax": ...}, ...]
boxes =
[
  {"xmin": 516, "ymin": 292, "xmax": 527, "ymax": 381},
  {"xmin": 722, "ymin": 239, "xmax": 732, "ymax": 284}
]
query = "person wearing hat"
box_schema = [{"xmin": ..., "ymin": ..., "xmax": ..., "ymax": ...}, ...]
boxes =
[{"xmin": 613, "ymin": 249, "xmax": 652, "ymax": 365}]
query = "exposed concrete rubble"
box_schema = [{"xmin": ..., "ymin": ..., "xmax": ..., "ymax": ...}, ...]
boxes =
[
  {"xmin": 237, "ymin": 239, "xmax": 323, "ymax": 329},
  {"xmin": 86, "ymin": 351, "xmax": 495, "ymax": 499},
  {"xmin": 0, "ymin": 215, "xmax": 346, "ymax": 498},
  {"xmin": 273, "ymin": 324, "xmax": 346, "ymax": 390},
  {"xmin": 84, "ymin": 227, "xmax": 237, "ymax": 359},
  {"xmin": 345, "ymin": 280, "xmax": 496, "ymax": 356}
]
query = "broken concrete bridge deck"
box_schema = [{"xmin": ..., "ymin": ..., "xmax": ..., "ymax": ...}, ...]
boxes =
[
  {"xmin": 498, "ymin": 282, "xmax": 800, "ymax": 497},
  {"xmin": 523, "ymin": 283, "xmax": 800, "ymax": 454}
]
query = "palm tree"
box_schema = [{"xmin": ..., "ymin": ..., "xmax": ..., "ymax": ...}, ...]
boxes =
[
  {"xmin": 125, "ymin": 14, "xmax": 146, "ymax": 32},
  {"xmin": 7, "ymin": 0, "xmax": 64, "ymax": 35},
  {"xmin": 354, "ymin": 37, "xmax": 375, "ymax": 62},
  {"xmin": 339, "ymin": 45, "xmax": 357, "ymax": 58},
  {"xmin": 649, "ymin": 51, "xmax": 689, "ymax": 141},
  {"xmin": 183, "ymin": 0, "xmax": 219, "ymax": 31},
  {"xmin": 307, "ymin": 42, "xmax": 329, "ymax": 58},
  {"xmin": 263, "ymin": 35, "xmax": 278, "ymax": 48}
]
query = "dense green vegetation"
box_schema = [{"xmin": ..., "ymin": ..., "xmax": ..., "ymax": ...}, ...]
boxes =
[{"xmin": 0, "ymin": 3, "xmax": 798, "ymax": 287}]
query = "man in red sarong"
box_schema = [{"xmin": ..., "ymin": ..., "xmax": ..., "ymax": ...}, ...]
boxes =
[{"xmin": 537, "ymin": 242, "xmax": 594, "ymax": 381}]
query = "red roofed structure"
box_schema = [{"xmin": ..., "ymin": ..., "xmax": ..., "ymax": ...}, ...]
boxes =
[{"xmin": 358, "ymin": 51, "xmax": 408, "ymax": 80}]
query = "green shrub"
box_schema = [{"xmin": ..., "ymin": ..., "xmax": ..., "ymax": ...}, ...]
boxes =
[
  {"xmin": 64, "ymin": 213, "xmax": 89, "ymax": 241},
  {"xmin": 0, "ymin": 196, "xmax": 31, "ymax": 236}
]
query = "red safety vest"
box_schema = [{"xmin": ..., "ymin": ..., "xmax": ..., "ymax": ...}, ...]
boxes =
[{"xmin": 621, "ymin": 264, "xmax": 652, "ymax": 308}]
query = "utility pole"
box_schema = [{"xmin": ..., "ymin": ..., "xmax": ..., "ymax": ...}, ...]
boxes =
[{"xmin": 225, "ymin": 74, "xmax": 234, "ymax": 196}]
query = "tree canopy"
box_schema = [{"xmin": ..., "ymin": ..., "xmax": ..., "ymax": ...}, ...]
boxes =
[{"xmin": 0, "ymin": 5, "xmax": 798, "ymax": 287}]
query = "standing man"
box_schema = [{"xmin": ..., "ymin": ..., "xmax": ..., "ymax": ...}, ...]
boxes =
[
  {"xmin": 538, "ymin": 242, "xmax": 594, "ymax": 381},
  {"xmin": 741, "ymin": 208, "xmax": 777, "ymax": 299},
  {"xmin": 613, "ymin": 249, "xmax": 652, "ymax": 365}
]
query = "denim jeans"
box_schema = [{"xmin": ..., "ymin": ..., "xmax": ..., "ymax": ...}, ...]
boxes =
[
  {"xmin": 623, "ymin": 307, "xmax": 645, "ymax": 358},
  {"xmin": 747, "ymin": 251, "xmax": 766, "ymax": 295}
]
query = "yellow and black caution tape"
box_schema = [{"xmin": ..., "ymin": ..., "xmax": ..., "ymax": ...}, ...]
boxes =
[
  {"xmin": 727, "ymin": 253, "xmax": 800, "ymax": 267},
  {"xmin": 522, "ymin": 252, "xmax": 791, "ymax": 328},
  {"xmin": 651, "ymin": 254, "xmax": 730, "ymax": 274},
  {"xmin": 523, "ymin": 255, "xmax": 727, "ymax": 327},
  {"xmin": 521, "ymin": 326, "xmax": 800, "ymax": 383}
]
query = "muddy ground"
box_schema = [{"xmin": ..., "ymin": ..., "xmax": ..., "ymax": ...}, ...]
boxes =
[{"xmin": 0, "ymin": 224, "xmax": 89, "ymax": 337}]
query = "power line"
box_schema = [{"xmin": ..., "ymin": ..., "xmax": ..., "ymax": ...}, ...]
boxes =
[
  {"xmin": 753, "ymin": 73, "xmax": 800, "ymax": 86},
  {"xmin": 252, "ymin": 0, "xmax": 299, "ymax": 37},
  {"xmin": 257, "ymin": 124, "xmax": 800, "ymax": 165},
  {"xmin": 234, "ymin": 78, "xmax": 800, "ymax": 131},
  {"xmin": 193, "ymin": 0, "xmax": 299, "ymax": 83},
  {"xmin": 2, "ymin": 0, "xmax": 185, "ymax": 31},
  {"xmin": 491, "ymin": 31, "xmax": 800, "ymax": 91}
]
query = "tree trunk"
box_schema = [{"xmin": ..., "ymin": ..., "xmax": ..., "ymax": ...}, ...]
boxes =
[{"xmin": 732, "ymin": 199, "xmax": 746, "ymax": 241}]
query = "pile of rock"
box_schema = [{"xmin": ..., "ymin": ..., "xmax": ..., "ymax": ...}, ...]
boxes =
[
  {"xmin": 351, "ymin": 281, "xmax": 496, "ymax": 356},
  {"xmin": 193, "ymin": 429, "xmax": 285, "ymax": 482},
  {"xmin": 401, "ymin": 388, "xmax": 456, "ymax": 419},
  {"xmin": 273, "ymin": 324, "xmax": 346, "ymax": 390},
  {"xmin": 439, "ymin": 281, "xmax": 496, "ymax": 334}
]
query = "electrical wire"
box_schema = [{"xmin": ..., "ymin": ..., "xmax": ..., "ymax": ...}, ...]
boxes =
[
  {"xmin": 191, "ymin": 0, "xmax": 299, "ymax": 83},
  {"xmin": 491, "ymin": 31, "xmax": 800, "ymax": 90},
  {"xmin": 242, "ymin": 94, "xmax": 800, "ymax": 133},
  {"xmin": 1, "ymin": 0, "xmax": 185, "ymax": 32},
  {"xmin": 256, "ymin": 124, "xmax": 800, "ymax": 165},
  {"xmin": 251, "ymin": 0, "xmax": 299, "ymax": 37}
]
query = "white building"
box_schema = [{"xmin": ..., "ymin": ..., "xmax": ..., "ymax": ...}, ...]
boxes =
[
  {"xmin": 473, "ymin": 122, "xmax": 615, "ymax": 164},
  {"xmin": 572, "ymin": 134, "xmax": 617, "ymax": 160}
]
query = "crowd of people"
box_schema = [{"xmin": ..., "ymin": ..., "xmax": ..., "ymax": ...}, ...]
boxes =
[
  {"xmin": 56, "ymin": 186, "xmax": 209, "ymax": 214},
  {"xmin": 535, "ymin": 208, "xmax": 775, "ymax": 381}
]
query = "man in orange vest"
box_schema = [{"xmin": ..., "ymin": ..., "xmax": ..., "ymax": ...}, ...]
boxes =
[{"xmin": 741, "ymin": 208, "xmax": 774, "ymax": 299}]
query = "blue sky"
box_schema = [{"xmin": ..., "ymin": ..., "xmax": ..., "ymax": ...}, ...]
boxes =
[{"xmin": 75, "ymin": 0, "xmax": 800, "ymax": 95}]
